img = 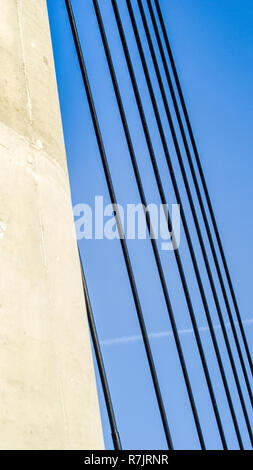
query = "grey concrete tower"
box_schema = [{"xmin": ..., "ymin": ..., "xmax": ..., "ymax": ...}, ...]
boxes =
[{"xmin": 0, "ymin": 0, "xmax": 104, "ymax": 449}]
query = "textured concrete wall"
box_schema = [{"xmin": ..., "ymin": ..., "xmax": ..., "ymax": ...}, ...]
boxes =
[{"xmin": 0, "ymin": 0, "xmax": 104, "ymax": 449}]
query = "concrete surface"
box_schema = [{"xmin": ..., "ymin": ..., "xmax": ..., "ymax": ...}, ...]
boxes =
[{"xmin": 0, "ymin": 0, "xmax": 104, "ymax": 450}]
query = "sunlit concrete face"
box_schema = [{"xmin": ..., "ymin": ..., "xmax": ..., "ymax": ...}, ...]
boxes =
[{"xmin": 0, "ymin": 0, "xmax": 104, "ymax": 450}]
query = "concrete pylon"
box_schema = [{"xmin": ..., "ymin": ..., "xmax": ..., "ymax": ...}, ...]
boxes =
[{"xmin": 0, "ymin": 0, "xmax": 104, "ymax": 450}]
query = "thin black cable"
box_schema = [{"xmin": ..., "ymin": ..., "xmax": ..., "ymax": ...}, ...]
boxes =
[
  {"xmin": 149, "ymin": 0, "xmax": 253, "ymax": 412},
  {"xmin": 78, "ymin": 247, "xmax": 122, "ymax": 450},
  {"xmin": 93, "ymin": 0, "xmax": 205, "ymax": 449},
  {"xmin": 65, "ymin": 0, "xmax": 173, "ymax": 450},
  {"xmin": 112, "ymin": 0, "xmax": 227, "ymax": 449},
  {"xmin": 137, "ymin": 0, "xmax": 252, "ymax": 445},
  {"xmin": 154, "ymin": 0, "xmax": 253, "ymax": 379},
  {"xmin": 128, "ymin": 0, "xmax": 246, "ymax": 449}
]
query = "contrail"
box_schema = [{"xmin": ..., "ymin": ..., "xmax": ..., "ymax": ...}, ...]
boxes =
[{"xmin": 100, "ymin": 317, "xmax": 253, "ymax": 347}]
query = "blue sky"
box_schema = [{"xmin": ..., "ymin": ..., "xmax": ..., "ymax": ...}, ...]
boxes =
[{"xmin": 47, "ymin": 0, "xmax": 253, "ymax": 449}]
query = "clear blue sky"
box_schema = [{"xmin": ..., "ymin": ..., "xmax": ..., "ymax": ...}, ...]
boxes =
[{"xmin": 47, "ymin": 0, "xmax": 253, "ymax": 449}]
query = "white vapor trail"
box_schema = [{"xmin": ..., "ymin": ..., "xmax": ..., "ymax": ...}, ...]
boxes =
[{"xmin": 100, "ymin": 318, "xmax": 253, "ymax": 347}]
